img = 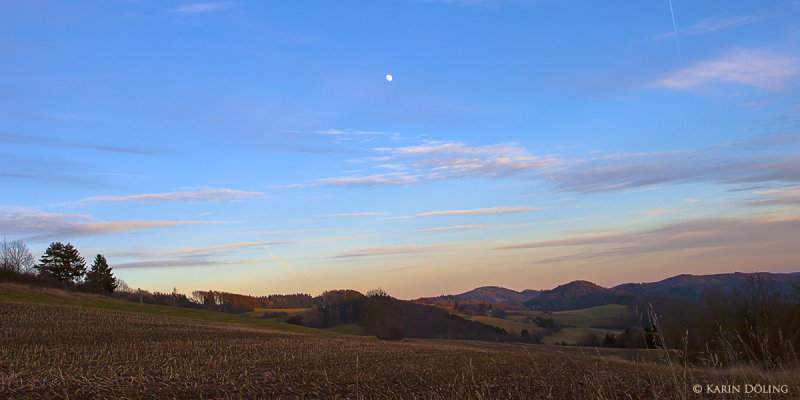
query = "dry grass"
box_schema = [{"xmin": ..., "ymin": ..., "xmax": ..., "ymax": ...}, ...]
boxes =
[{"xmin": 1, "ymin": 301, "xmax": 798, "ymax": 399}]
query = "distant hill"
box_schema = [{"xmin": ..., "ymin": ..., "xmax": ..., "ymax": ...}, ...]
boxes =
[
  {"xmin": 454, "ymin": 286, "xmax": 539, "ymax": 305},
  {"xmin": 524, "ymin": 280, "xmax": 634, "ymax": 311},
  {"xmin": 414, "ymin": 294, "xmax": 524, "ymax": 315},
  {"xmin": 435, "ymin": 271, "xmax": 800, "ymax": 312},
  {"xmin": 613, "ymin": 272, "xmax": 800, "ymax": 303}
]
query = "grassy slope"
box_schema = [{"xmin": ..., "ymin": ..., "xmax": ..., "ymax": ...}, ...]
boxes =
[
  {"xmin": 570, "ymin": 304, "xmax": 629, "ymax": 318},
  {"xmin": 324, "ymin": 322, "xmax": 368, "ymax": 335},
  {"xmin": 465, "ymin": 315, "xmax": 546, "ymax": 336},
  {"xmin": 242, "ymin": 307, "xmax": 310, "ymax": 317},
  {"xmin": 0, "ymin": 283, "xmax": 336, "ymax": 336},
  {"xmin": 466, "ymin": 305, "xmax": 629, "ymax": 343},
  {"xmin": 507, "ymin": 304, "xmax": 629, "ymax": 328}
]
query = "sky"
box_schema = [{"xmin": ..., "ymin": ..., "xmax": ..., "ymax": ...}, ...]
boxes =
[{"xmin": 1, "ymin": 0, "xmax": 799, "ymax": 299}]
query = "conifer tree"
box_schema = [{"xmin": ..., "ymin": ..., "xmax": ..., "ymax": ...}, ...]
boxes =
[
  {"xmin": 85, "ymin": 254, "xmax": 117, "ymax": 293},
  {"xmin": 35, "ymin": 242, "xmax": 86, "ymax": 283}
]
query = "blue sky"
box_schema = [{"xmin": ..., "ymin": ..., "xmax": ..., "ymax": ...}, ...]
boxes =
[{"xmin": 2, "ymin": 0, "xmax": 799, "ymax": 298}]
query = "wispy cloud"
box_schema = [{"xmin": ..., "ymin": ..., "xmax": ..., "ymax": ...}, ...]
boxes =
[
  {"xmin": 255, "ymin": 229, "xmax": 332, "ymax": 235},
  {"xmin": 740, "ymin": 189, "xmax": 800, "ymax": 207},
  {"xmin": 108, "ymin": 237, "xmax": 369, "ymax": 270},
  {"xmin": 646, "ymin": 13, "xmax": 767, "ymax": 42},
  {"xmin": 292, "ymin": 212, "xmax": 387, "ymax": 224},
  {"xmin": 306, "ymin": 234, "xmax": 375, "ymax": 242},
  {"xmin": 418, "ymin": 225, "xmax": 488, "ymax": 232},
  {"xmin": 267, "ymin": 183, "xmax": 305, "ymax": 189},
  {"xmin": 316, "ymin": 141, "xmax": 557, "ymax": 187},
  {"xmin": 316, "ymin": 172, "xmax": 419, "ymax": 187},
  {"xmin": 315, "ymin": 129, "xmax": 393, "ymax": 137},
  {"xmin": 305, "ymin": 132, "xmax": 799, "ymax": 194},
  {"xmin": 79, "ymin": 188, "xmax": 265, "ymax": 203},
  {"xmin": 172, "ymin": 2, "xmax": 236, "ymax": 14},
  {"xmin": 381, "ymin": 141, "xmax": 555, "ymax": 179},
  {"xmin": 332, "ymin": 244, "xmax": 446, "ymax": 259},
  {"xmin": 320, "ymin": 212, "xmax": 387, "ymax": 218},
  {"xmin": 1, "ymin": 131, "xmax": 162, "ymax": 155},
  {"xmin": 0, "ymin": 208, "xmax": 209, "ymax": 241},
  {"xmin": 108, "ymin": 241, "xmax": 293, "ymax": 259},
  {"xmin": 494, "ymin": 232, "xmax": 630, "ymax": 250},
  {"xmin": 160, "ymin": 241, "xmax": 293, "ymax": 256},
  {"xmin": 114, "ymin": 257, "xmax": 266, "ymax": 270},
  {"xmin": 0, "ymin": 172, "xmax": 98, "ymax": 186},
  {"xmin": 114, "ymin": 259, "xmax": 218, "ymax": 269},
  {"xmin": 414, "ymin": 206, "xmax": 541, "ymax": 218},
  {"xmin": 651, "ymin": 49, "xmax": 800, "ymax": 90},
  {"xmin": 375, "ymin": 141, "xmax": 529, "ymax": 158},
  {"xmin": 541, "ymin": 134, "xmax": 800, "ymax": 193},
  {"xmin": 494, "ymin": 215, "xmax": 800, "ymax": 264}
]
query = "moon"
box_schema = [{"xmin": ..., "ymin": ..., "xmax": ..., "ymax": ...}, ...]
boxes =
[{"xmin": 385, "ymin": 74, "xmax": 393, "ymax": 82}]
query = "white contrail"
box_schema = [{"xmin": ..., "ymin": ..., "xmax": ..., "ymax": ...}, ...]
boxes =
[
  {"xmin": 256, "ymin": 236, "xmax": 318, "ymax": 287},
  {"xmin": 265, "ymin": 246, "xmax": 316, "ymax": 286},
  {"xmin": 667, "ymin": 0, "xmax": 684, "ymax": 67}
]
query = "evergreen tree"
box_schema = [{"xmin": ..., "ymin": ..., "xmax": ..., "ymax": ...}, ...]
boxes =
[
  {"xmin": 85, "ymin": 254, "xmax": 117, "ymax": 293},
  {"xmin": 35, "ymin": 242, "xmax": 86, "ymax": 283}
]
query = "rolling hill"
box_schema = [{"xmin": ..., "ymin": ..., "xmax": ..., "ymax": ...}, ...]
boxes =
[
  {"xmin": 454, "ymin": 286, "xmax": 539, "ymax": 305},
  {"xmin": 439, "ymin": 272, "xmax": 800, "ymax": 311},
  {"xmin": 613, "ymin": 272, "xmax": 800, "ymax": 302},
  {"xmin": 394, "ymin": 300, "xmax": 512, "ymax": 340},
  {"xmin": 524, "ymin": 280, "xmax": 634, "ymax": 311}
]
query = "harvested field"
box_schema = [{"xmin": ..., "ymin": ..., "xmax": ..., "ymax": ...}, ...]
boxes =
[{"xmin": 1, "ymin": 301, "xmax": 798, "ymax": 399}]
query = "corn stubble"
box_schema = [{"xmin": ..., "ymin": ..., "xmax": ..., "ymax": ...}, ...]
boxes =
[{"xmin": 1, "ymin": 302, "xmax": 797, "ymax": 399}]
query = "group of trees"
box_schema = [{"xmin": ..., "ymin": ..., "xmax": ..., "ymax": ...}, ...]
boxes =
[
  {"xmin": 361, "ymin": 289, "xmax": 404, "ymax": 340},
  {"xmin": 567, "ymin": 276, "xmax": 800, "ymax": 367},
  {"xmin": 189, "ymin": 290, "xmax": 315, "ymax": 313},
  {"xmin": 286, "ymin": 290, "xmax": 364, "ymax": 328},
  {"xmin": 657, "ymin": 275, "xmax": 800, "ymax": 367},
  {"xmin": 574, "ymin": 327, "xmax": 654, "ymax": 349},
  {"xmin": 452, "ymin": 300, "xmax": 514, "ymax": 317},
  {"xmin": 117, "ymin": 287, "xmax": 204, "ymax": 309},
  {"xmin": 0, "ymin": 239, "xmax": 117, "ymax": 294},
  {"xmin": 281, "ymin": 288, "xmax": 405, "ymax": 340}
]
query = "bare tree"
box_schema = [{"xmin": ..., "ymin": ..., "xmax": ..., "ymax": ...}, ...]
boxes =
[
  {"xmin": 366, "ymin": 288, "xmax": 388, "ymax": 298},
  {"xmin": 115, "ymin": 278, "xmax": 132, "ymax": 294},
  {"xmin": 1, "ymin": 239, "xmax": 36, "ymax": 274}
]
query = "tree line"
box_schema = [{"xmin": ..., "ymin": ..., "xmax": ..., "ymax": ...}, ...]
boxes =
[
  {"xmin": 280, "ymin": 288, "xmax": 404, "ymax": 340},
  {"xmin": 566, "ymin": 275, "xmax": 800, "ymax": 367},
  {"xmin": 658, "ymin": 274, "xmax": 800, "ymax": 367},
  {"xmin": 189, "ymin": 290, "xmax": 315, "ymax": 313},
  {"xmin": 1, "ymin": 239, "xmax": 117, "ymax": 294},
  {"xmin": 0, "ymin": 239, "xmax": 371, "ymax": 320}
]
